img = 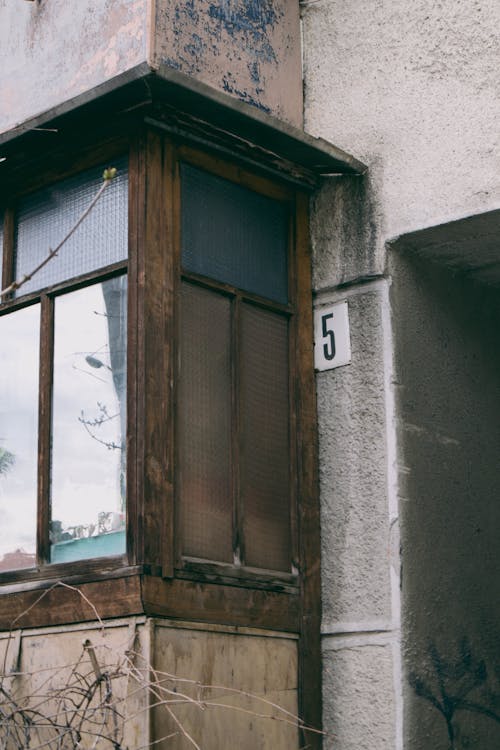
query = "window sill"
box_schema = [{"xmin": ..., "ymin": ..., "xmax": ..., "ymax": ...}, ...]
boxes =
[{"xmin": 176, "ymin": 558, "xmax": 299, "ymax": 594}]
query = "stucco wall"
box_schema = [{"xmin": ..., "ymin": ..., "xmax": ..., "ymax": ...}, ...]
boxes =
[
  {"xmin": 390, "ymin": 242, "xmax": 500, "ymax": 750},
  {"xmin": 303, "ymin": 0, "xmax": 500, "ymax": 277},
  {"xmin": 303, "ymin": 2, "xmax": 500, "ymax": 749},
  {"xmin": 0, "ymin": 0, "xmax": 147, "ymax": 134},
  {"xmin": 152, "ymin": 0, "xmax": 303, "ymax": 126},
  {"xmin": 0, "ymin": 0, "xmax": 302, "ymax": 136}
]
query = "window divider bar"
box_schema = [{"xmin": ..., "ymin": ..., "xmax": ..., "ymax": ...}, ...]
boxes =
[
  {"xmin": 1, "ymin": 207, "xmax": 15, "ymax": 299},
  {"xmin": 232, "ymin": 295, "xmax": 243, "ymax": 567},
  {"xmin": 37, "ymin": 294, "xmax": 54, "ymax": 566},
  {"xmin": 125, "ymin": 134, "xmax": 143, "ymax": 567}
]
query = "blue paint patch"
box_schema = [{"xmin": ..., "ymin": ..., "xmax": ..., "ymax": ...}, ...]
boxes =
[
  {"xmin": 248, "ymin": 60, "xmax": 260, "ymax": 83},
  {"xmin": 222, "ymin": 75, "xmax": 271, "ymax": 113},
  {"xmin": 184, "ymin": 33, "xmax": 206, "ymax": 60},
  {"xmin": 161, "ymin": 56, "xmax": 182, "ymax": 72},
  {"xmin": 163, "ymin": 1, "xmax": 285, "ymax": 113}
]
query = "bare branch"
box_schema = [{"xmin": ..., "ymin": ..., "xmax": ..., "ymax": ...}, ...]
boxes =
[{"xmin": 0, "ymin": 167, "xmax": 117, "ymax": 300}]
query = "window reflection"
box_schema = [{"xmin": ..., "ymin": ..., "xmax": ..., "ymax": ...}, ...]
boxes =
[
  {"xmin": 50, "ymin": 276, "xmax": 127, "ymax": 562},
  {"xmin": 0, "ymin": 305, "xmax": 40, "ymax": 571}
]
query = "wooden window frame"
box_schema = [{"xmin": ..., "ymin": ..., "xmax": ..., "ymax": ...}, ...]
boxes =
[
  {"xmin": 0, "ymin": 128, "xmax": 318, "ymax": 635},
  {"xmin": 173, "ymin": 144, "xmax": 299, "ymax": 586},
  {"xmin": 0, "ymin": 124, "xmax": 321, "ymax": 747}
]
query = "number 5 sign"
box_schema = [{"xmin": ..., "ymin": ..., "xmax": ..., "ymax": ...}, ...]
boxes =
[{"xmin": 314, "ymin": 301, "xmax": 351, "ymax": 371}]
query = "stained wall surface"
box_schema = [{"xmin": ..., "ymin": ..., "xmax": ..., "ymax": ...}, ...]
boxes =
[
  {"xmin": 390, "ymin": 228, "xmax": 500, "ymax": 750},
  {"xmin": 302, "ymin": 1, "xmax": 500, "ymax": 749},
  {"xmin": 152, "ymin": 0, "xmax": 303, "ymax": 126},
  {"xmin": 0, "ymin": 0, "xmax": 302, "ymax": 136},
  {"xmin": 0, "ymin": 0, "xmax": 148, "ymax": 134},
  {"xmin": 303, "ymin": 0, "xmax": 500, "ymax": 280}
]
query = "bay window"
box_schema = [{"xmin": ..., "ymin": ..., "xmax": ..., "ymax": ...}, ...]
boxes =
[{"xmin": 0, "ymin": 128, "xmax": 317, "ymax": 612}]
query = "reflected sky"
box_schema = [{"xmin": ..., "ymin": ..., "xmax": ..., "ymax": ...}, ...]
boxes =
[
  {"xmin": 0, "ymin": 276, "xmax": 127, "ymax": 569},
  {"xmin": 0, "ymin": 304, "xmax": 40, "ymax": 562},
  {"xmin": 51, "ymin": 279, "xmax": 127, "ymax": 537}
]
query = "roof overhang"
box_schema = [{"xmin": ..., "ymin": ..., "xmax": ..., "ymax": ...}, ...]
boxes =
[{"xmin": 0, "ymin": 63, "xmax": 366, "ymax": 189}]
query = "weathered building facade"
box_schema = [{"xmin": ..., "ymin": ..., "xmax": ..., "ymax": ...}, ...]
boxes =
[{"xmin": 0, "ymin": 2, "xmax": 499, "ymax": 749}]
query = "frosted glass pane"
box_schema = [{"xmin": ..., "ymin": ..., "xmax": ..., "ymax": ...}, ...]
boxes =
[
  {"xmin": 14, "ymin": 157, "xmax": 128, "ymax": 296},
  {"xmin": 50, "ymin": 276, "xmax": 127, "ymax": 562},
  {"xmin": 181, "ymin": 164, "xmax": 288, "ymax": 303},
  {"xmin": 179, "ymin": 282, "xmax": 233, "ymax": 562},
  {"xmin": 240, "ymin": 304, "xmax": 290, "ymax": 571},
  {"xmin": 0, "ymin": 304, "xmax": 40, "ymax": 571}
]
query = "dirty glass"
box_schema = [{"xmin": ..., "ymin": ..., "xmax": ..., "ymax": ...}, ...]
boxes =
[
  {"xmin": 181, "ymin": 164, "xmax": 289, "ymax": 303},
  {"xmin": 178, "ymin": 282, "xmax": 233, "ymax": 563},
  {"xmin": 240, "ymin": 304, "xmax": 290, "ymax": 571},
  {"xmin": 50, "ymin": 276, "xmax": 127, "ymax": 563},
  {"xmin": 14, "ymin": 157, "xmax": 128, "ymax": 296},
  {"xmin": 0, "ymin": 304, "xmax": 40, "ymax": 571}
]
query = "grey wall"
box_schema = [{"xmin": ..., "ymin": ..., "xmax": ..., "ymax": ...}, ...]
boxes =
[
  {"xmin": 0, "ymin": 0, "xmax": 147, "ymax": 134},
  {"xmin": 304, "ymin": 2, "xmax": 500, "ymax": 748},
  {"xmin": 390, "ymin": 247, "xmax": 500, "ymax": 750}
]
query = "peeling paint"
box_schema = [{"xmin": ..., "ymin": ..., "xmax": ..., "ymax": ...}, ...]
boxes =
[{"xmin": 153, "ymin": 0, "xmax": 303, "ymax": 126}]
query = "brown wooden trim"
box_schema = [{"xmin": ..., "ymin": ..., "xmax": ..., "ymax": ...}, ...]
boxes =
[
  {"xmin": 181, "ymin": 270, "xmax": 292, "ymax": 314},
  {"xmin": 162, "ymin": 139, "xmax": 177, "ymax": 578},
  {"xmin": 0, "ymin": 134, "xmax": 131, "ymax": 202},
  {"xmin": 141, "ymin": 575, "xmax": 300, "ymax": 632},
  {"xmin": 0, "ymin": 561, "xmax": 138, "ymax": 591},
  {"xmin": 176, "ymin": 144, "xmax": 294, "ymax": 202},
  {"xmin": 232, "ymin": 295, "xmax": 242, "ymax": 565},
  {"xmin": 0, "ymin": 574, "xmax": 143, "ymax": 631},
  {"xmin": 1, "ymin": 207, "xmax": 15, "ymax": 299},
  {"xmin": 126, "ymin": 135, "xmax": 141, "ymax": 566},
  {"xmin": 295, "ymin": 192, "xmax": 322, "ymax": 747},
  {"xmin": 176, "ymin": 559, "xmax": 298, "ymax": 593},
  {"xmin": 140, "ymin": 130, "xmax": 175, "ymax": 576},
  {"xmin": 37, "ymin": 294, "xmax": 54, "ymax": 565},
  {"xmin": 172, "ymin": 146, "xmax": 183, "ymax": 571},
  {"xmin": 288, "ymin": 208, "xmax": 300, "ymax": 573}
]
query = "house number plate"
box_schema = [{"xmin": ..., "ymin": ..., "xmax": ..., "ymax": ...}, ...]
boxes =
[{"xmin": 314, "ymin": 301, "xmax": 351, "ymax": 371}]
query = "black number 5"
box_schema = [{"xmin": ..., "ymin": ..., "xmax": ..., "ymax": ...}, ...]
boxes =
[{"xmin": 322, "ymin": 313, "xmax": 336, "ymax": 361}]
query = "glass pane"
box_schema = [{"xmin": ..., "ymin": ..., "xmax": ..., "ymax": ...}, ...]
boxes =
[
  {"xmin": 0, "ymin": 305, "xmax": 40, "ymax": 571},
  {"xmin": 240, "ymin": 304, "xmax": 290, "ymax": 571},
  {"xmin": 50, "ymin": 276, "xmax": 127, "ymax": 563},
  {"xmin": 181, "ymin": 164, "xmax": 288, "ymax": 303},
  {"xmin": 14, "ymin": 157, "xmax": 128, "ymax": 296},
  {"xmin": 179, "ymin": 282, "xmax": 233, "ymax": 563}
]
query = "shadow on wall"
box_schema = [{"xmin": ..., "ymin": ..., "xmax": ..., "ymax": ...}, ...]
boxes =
[
  {"xmin": 409, "ymin": 638, "xmax": 500, "ymax": 750},
  {"xmin": 389, "ymin": 218, "xmax": 500, "ymax": 750}
]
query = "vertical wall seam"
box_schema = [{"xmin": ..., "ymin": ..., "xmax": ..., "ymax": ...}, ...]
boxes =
[{"xmin": 381, "ymin": 276, "xmax": 403, "ymax": 750}]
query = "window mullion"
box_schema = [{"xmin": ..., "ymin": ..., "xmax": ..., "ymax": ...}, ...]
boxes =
[
  {"xmin": 232, "ymin": 294, "xmax": 243, "ymax": 567},
  {"xmin": 1, "ymin": 207, "xmax": 15, "ymax": 298},
  {"xmin": 37, "ymin": 293, "xmax": 54, "ymax": 566}
]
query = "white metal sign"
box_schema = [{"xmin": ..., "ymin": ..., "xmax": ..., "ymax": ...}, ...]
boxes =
[{"xmin": 314, "ymin": 301, "xmax": 351, "ymax": 371}]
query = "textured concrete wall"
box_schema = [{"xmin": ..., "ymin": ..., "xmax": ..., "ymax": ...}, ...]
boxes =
[
  {"xmin": 303, "ymin": 0, "xmax": 500, "ymax": 281},
  {"xmin": 152, "ymin": 0, "xmax": 302, "ymax": 126},
  {"xmin": 303, "ymin": 2, "xmax": 500, "ymax": 749},
  {"xmin": 0, "ymin": 0, "xmax": 302, "ymax": 135},
  {"xmin": 390, "ymin": 241, "xmax": 500, "ymax": 750},
  {"xmin": 314, "ymin": 279, "xmax": 401, "ymax": 750},
  {"xmin": 0, "ymin": 0, "xmax": 147, "ymax": 134}
]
